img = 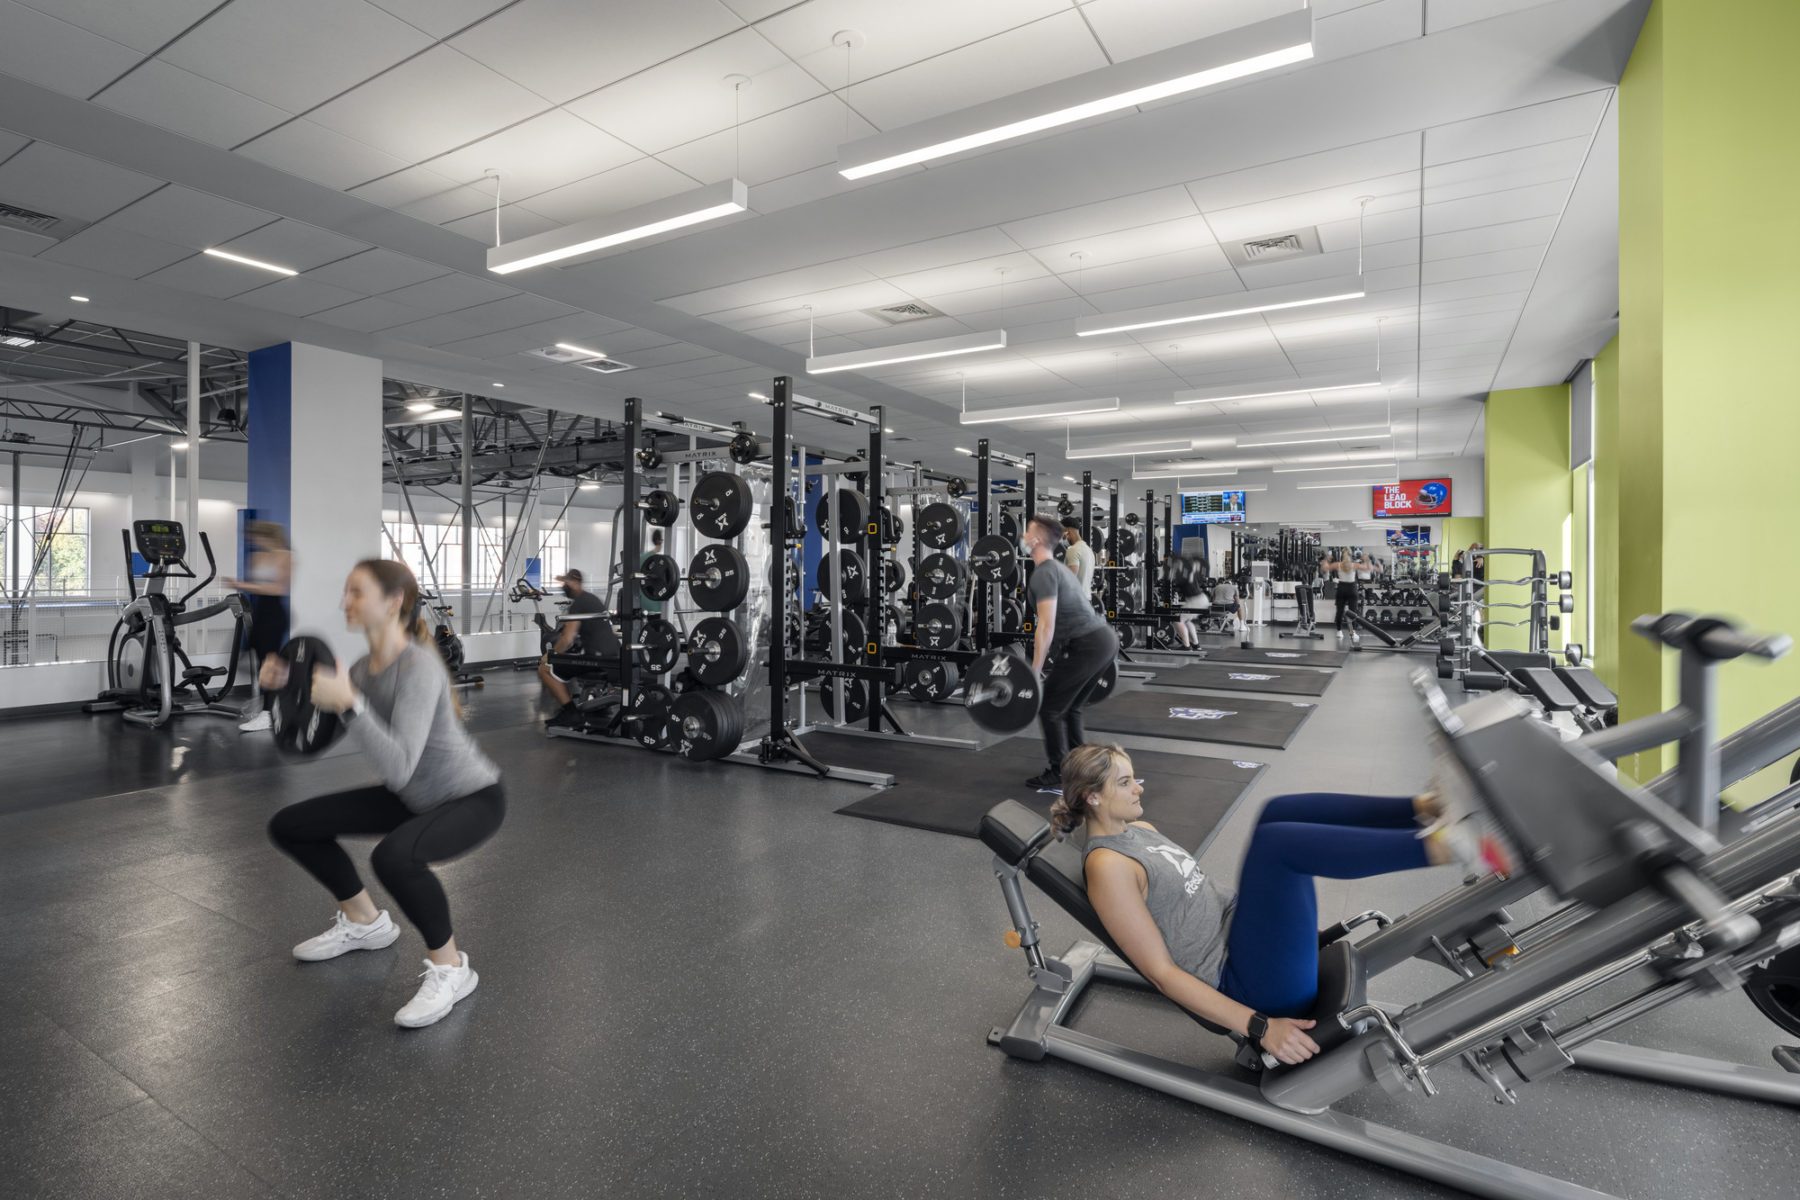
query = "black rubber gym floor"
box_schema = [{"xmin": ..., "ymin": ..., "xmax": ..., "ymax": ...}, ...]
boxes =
[
  {"xmin": 824, "ymin": 731, "xmax": 1263, "ymax": 847},
  {"xmin": 4, "ymin": 648, "xmax": 1796, "ymax": 1200},
  {"xmin": 1128, "ymin": 661, "xmax": 1334, "ymax": 697},
  {"xmin": 1203, "ymin": 645, "xmax": 1350, "ymax": 668},
  {"xmin": 1082, "ymin": 687, "xmax": 1318, "ymax": 749}
]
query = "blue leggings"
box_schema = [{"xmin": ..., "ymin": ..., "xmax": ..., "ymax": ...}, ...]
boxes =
[{"xmin": 1216, "ymin": 793, "xmax": 1428, "ymax": 1016}]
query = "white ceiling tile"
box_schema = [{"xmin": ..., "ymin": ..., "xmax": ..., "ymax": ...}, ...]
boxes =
[
  {"xmin": 655, "ymin": 95, "xmax": 877, "ymax": 189},
  {"xmin": 36, "ymin": 225, "xmax": 194, "ymax": 278},
  {"xmin": 17, "ymin": 0, "xmax": 219, "ymax": 53},
  {"xmin": 349, "ymin": 166, "xmax": 497, "ymax": 225},
  {"xmin": 382, "ymin": 309, "xmax": 514, "ymax": 346},
  {"xmin": 217, "ymin": 219, "xmax": 370, "ymax": 272},
  {"xmin": 1422, "ymin": 136, "xmax": 1589, "ymax": 190},
  {"xmin": 1203, "ymin": 171, "xmax": 1417, "ymax": 242},
  {"xmin": 366, "ymin": 0, "xmax": 513, "ymax": 38},
  {"xmin": 380, "ymin": 273, "xmax": 517, "ymax": 314},
  {"xmin": 1420, "ymin": 271, "xmax": 1537, "ymax": 303},
  {"xmin": 1424, "ymin": 91, "xmax": 1609, "ymax": 166},
  {"xmin": 1420, "ymin": 245, "xmax": 1542, "ymax": 285},
  {"xmin": 1421, "ymin": 182, "xmax": 1568, "ymax": 235},
  {"xmin": 999, "ymin": 186, "xmax": 1199, "ymax": 251},
  {"xmin": 755, "ymin": 0, "xmax": 1069, "ymax": 87},
  {"xmin": 304, "ymin": 248, "xmax": 452, "ymax": 294},
  {"xmin": 451, "ymin": 0, "xmax": 745, "ymax": 105},
  {"xmin": 450, "ymin": 293, "xmax": 581, "ymax": 333},
  {"xmin": 521, "ymin": 157, "xmax": 702, "ymax": 225},
  {"xmin": 661, "ymin": 261, "xmax": 881, "ymax": 316},
  {"xmin": 1077, "ymin": 0, "xmax": 1290, "ymax": 63},
  {"xmin": 1422, "ymin": 162, "xmax": 1575, "ymax": 207},
  {"xmin": 1313, "ymin": 0, "xmax": 1422, "ymax": 63},
  {"xmin": 855, "ymin": 230, "xmax": 1021, "ymax": 280},
  {"xmin": 425, "ymin": 110, "xmax": 640, "ymax": 201},
  {"xmin": 0, "ymin": 132, "xmax": 26, "ymax": 160},
  {"xmin": 710, "ymin": 279, "xmax": 912, "ymax": 325},
  {"xmin": 0, "ymin": 1, "xmax": 141, "ymax": 98},
  {"xmin": 433, "ymin": 324, "xmax": 574, "ymax": 360},
  {"xmin": 103, "ymin": 185, "xmax": 276, "ymax": 249},
  {"xmin": 161, "ymin": 0, "xmax": 433, "ymax": 112},
  {"xmin": 1026, "ymin": 215, "xmax": 1223, "ymax": 276},
  {"xmin": 440, "ymin": 204, "xmax": 565, "ymax": 244},
  {"xmin": 1187, "ymin": 134, "xmax": 1421, "ymax": 212},
  {"xmin": 306, "ymin": 46, "xmax": 551, "ymax": 164},
  {"xmin": 93, "ymin": 60, "xmax": 292, "ymax": 149},
  {"xmin": 884, "ymin": 252, "xmax": 1054, "ymax": 302},
  {"xmin": 845, "ymin": 10, "xmax": 1109, "ymax": 131},
  {"xmin": 311, "ymin": 296, "xmax": 427, "ymax": 332},
  {"xmin": 140, "ymin": 254, "xmax": 271, "ymax": 299},
  {"xmin": 235, "ymin": 120, "xmax": 413, "ymax": 191},
  {"xmin": 0, "ymin": 142, "xmax": 162, "ymax": 222},
  {"xmin": 1079, "ymin": 256, "xmax": 1242, "ymax": 303},
  {"xmin": 234, "ymin": 276, "xmax": 369, "ymax": 316},
  {"xmin": 562, "ymin": 28, "xmax": 826, "ymax": 157},
  {"xmin": 1425, "ymin": 0, "xmax": 1551, "ymax": 34}
]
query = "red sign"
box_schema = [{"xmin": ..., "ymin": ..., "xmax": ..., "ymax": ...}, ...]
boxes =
[{"xmin": 1373, "ymin": 478, "xmax": 1452, "ymax": 518}]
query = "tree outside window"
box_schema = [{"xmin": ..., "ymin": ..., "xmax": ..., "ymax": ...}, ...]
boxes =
[{"xmin": 2, "ymin": 507, "xmax": 89, "ymax": 594}]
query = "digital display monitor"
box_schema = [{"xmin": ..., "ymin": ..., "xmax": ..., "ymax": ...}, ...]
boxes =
[
  {"xmin": 1178, "ymin": 489, "xmax": 1247, "ymax": 525},
  {"xmin": 1373, "ymin": 478, "xmax": 1452, "ymax": 519}
]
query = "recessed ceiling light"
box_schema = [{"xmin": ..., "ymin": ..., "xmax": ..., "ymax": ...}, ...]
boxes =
[
  {"xmin": 203, "ymin": 247, "xmax": 298, "ymax": 276},
  {"xmin": 1, "ymin": 335, "xmax": 37, "ymax": 348},
  {"xmin": 555, "ymin": 342, "xmax": 607, "ymax": 360},
  {"xmin": 492, "ymin": 382, "xmax": 504, "ymax": 388},
  {"xmin": 68, "ymin": 295, "xmax": 90, "ymax": 303}
]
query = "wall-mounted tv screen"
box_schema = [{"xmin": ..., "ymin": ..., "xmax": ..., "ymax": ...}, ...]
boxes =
[
  {"xmin": 1178, "ymin": 489, "xmax": 1247, "ymax": 525},
  {"xmin": 1373, "ymin": 478, "xmax": 1452, "ymax": 519}
]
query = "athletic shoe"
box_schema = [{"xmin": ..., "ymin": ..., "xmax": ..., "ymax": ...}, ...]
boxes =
[
  {"xmin": 545, "ymin": 702, "xmax": 580, "ymax": 729},
  {"xmin": 1421, "ymin": 816, "xmax": 1514, "ymax": 877},
  {"xmin": 293, "ymin": 909, "xmax": 400, "ymax": 961},
  {"xmin": 395, "ymin": 953, "xmax": 478, "ymax": 1028},
  {"xmin": 239, "ymin": 710, "xmax": 272, "ymax": 733},
  {"xmin": 1025, "ymin": 768, "xmax": 1062, "ymax": 790}
]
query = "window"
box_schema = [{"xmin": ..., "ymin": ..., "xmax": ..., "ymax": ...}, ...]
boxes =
[
  {"xmin": 384, "ymin": 519, "xmax": 462, "ymax": 591},
  {"xmin": 2, "ymin": 506, "xmax": 90, "ymax": 594},
  {"xmin": 538, "ymin": 528, "xmax": 568, "ymax": 585}
]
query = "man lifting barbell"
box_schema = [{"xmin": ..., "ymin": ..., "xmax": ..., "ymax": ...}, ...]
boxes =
[
  {"xmin": 538, "ymin": 567, "xmax": 614, "ymax": 729},
  {"xmin": 1021, "ymin": 513, "xmax": 1119, "ymax": 790}
]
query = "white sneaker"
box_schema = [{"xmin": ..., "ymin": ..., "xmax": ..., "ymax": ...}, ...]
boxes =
[
  {"xmin": 395, "ymin": 953, "xmax": 478, "ymax": 1028},
  {"xmin": 292, "ymin": 909, "xmax": 400, "ymax": 961},
  {"xmin": 239, "ymin": 710, "xmax": 272, "ymax": 733}
]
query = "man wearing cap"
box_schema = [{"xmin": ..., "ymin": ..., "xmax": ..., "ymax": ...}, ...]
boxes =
[{"xmin": 538, "ymin": 567, "xmax": 610, "ymax": 726}]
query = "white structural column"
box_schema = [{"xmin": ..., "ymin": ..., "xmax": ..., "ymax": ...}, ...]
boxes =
[
  {"xmin": 245, "ymin": 342, "xmax": 382, "ymax": 664},
  {"xmin": 186, "ymin": 341, "xmax": 201, "ymax": 545}
]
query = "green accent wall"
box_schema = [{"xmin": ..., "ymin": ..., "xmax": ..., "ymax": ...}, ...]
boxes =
[
  {"xmin": 1616, "ymin": 0, "xmax": 1800, "ymax": 795},
  {"xmin": 1569, "ymin": 462, "xmax": 1588, "ymax": 665},
  {"xmin": 1592, "ymin": 335, "xmax": 1620, "ymax": 694},
  {"xmin": 1482, "ymin": 385, "xmax": 1572, "ymax": 653},
  {"xmin": 1441, "ymin": 516, "xmax": 1486, "ymax": 566}
]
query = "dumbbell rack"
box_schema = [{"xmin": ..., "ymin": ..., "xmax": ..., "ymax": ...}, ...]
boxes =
[{"xmin": 1435, "ymin": 547, "xmax": 1577, "ymax": 685}]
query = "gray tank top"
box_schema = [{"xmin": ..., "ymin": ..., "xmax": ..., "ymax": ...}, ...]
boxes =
[{"xmin": 1086, "ymin": 825, "xmax": 1234, "ymax": 987}]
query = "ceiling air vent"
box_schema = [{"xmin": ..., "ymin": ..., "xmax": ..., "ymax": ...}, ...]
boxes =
[
  {"xmin": 1223, "ymin": 226, "xmax": 1322, "ymax": 270},
  {"xmin": 0, "ymin": 200, "xmax": 90, "ymax": 249},
  {"xmin": 523, "ymin": 345, "xmax": 636, "ymax": 374},
  {"xmin": 865, "ymin": 301, "xmax": 943, "ymax": 325}
]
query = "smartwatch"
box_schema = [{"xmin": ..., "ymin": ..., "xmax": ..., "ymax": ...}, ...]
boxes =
[{"xmin": 1246, "ymin": 1012, "xmax": 1270, "ymax": 1044}]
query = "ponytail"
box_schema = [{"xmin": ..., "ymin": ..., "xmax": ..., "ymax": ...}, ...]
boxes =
[
  {"xmin": 353, "ymin": 558, "xmax": 464, "ymax": 719},
  {"xmin": 1048, "ymin": 742, "xmax": 1129, "ymax": 841}
]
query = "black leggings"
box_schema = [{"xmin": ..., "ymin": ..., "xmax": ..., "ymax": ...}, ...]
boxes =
[
  {"xmin": 267, "ymin": 782, "xmax": 505, "ymax": 950},
  {"xmin": 1334, "ymin": 581, "xmax": 1360, "ymax": 631},
  {"xmin": 1041, "ymin": 626, "xmax": 1120, "ymax": 772}
]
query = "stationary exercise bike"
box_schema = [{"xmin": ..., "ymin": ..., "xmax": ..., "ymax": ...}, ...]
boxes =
[
  {"xmin": 416, "ymin": 589, "xmax": 482, "ymax": 688},
  {"xmin": 85, "ymin": 519, "xmax": 248, "ymax": 728}
]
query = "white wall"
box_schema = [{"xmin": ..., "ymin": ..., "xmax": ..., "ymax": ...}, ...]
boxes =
[{"xmin": 1227, "ymin": 456, "xmax": 1484, "ymax": 527}]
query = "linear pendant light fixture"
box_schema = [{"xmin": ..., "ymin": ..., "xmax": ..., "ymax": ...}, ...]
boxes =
[
  {"xmin": 488, "ymin": 179, "xmax": 748, "ymax": 274},
  {"xmin": 203, "ymin": 247, "xmax": 297, "ymax": 276},
  {"xmin": 959, "ymin": 395, "xmax": 1120, "ymax": 425},
  {"xmin": 1173, "ymin": 377, "xmax": 1383, "ymax": 407},
  {"xmin": 807, "ymin": 329, "xmax": 1007, "ymax": 375},
  {"xmin": 837, "ymin": 10, "xmax": 1312, "ymax": 180},
  {"xmin": 1076, "ymin": 275, "xmax": 1364, "ymax": 339}
]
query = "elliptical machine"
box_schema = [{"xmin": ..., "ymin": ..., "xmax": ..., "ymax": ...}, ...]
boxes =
[{"xmin": 85, "ymin": 520, "xmax": 248, "ymax": 728}]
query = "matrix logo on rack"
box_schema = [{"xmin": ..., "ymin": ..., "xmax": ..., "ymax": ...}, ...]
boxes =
[{"xmin": 1373, "ymin": 478, "xmax": 1453, "ymax": 519}]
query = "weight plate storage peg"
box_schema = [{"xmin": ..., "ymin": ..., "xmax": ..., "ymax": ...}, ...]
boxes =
[
  {"xmin": 969, "ymin": 534, "xmax": 1018, "ymax": 585},
  {"xmin": 689, "ymin": 472, "xmax": 755, "ymax": 539},
  {"xmin": 635, "ymin": 615, "xmax": 682, "ymax": 673},
  {"xmin": 687, "ymin": 544, "xmax": 750, "ymax": 611},
  {"xmin": 622, "ymin": 684, "xmax": 676, "ymax": 749},
  {"xmin": 670, "ymin": 689, "xmax": 744, "ymax": 761},
  {"xmin": 687, "ymin": 616, "xmax": 749, "ymax": 686},
  {"xmin": 916, "ymin": 602, "xmax": 963, "ymax": 649},
  {"xmin": 915, "ymin": 502, "xmax": 966, "ymax": 550},
  {"xmin": 638, "ymin": 553, "xmax": 681, "ymax": 602},
  {"xmin": 963, "ymin": 647, "xmax": 1042, "ymax": 734},
  {"xmin": 270, "ymin": 635, "xmax": 345, "ymax": 756},
  {"xmin": 812, "ymin": 488, "xmax": 870, "ymax": 543},
  {"xmin": 917, "ymin": 553, "xmax": 963, "ymax": 601}
]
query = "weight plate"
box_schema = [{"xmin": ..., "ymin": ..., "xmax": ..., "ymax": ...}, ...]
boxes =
[
  {"xmin": 670, "ymin": 689, "xmax": 744, "ymax": 761},
  {"xmin": 969, "ymin": 534, "xmax": 1018, "ymax": 585},
  {"xmin": 916, "ymin": 602, "xmax": 963, "ymax": 650},
  {"xmin": 946, "ymin": 477, "xmax": 967, "ymax": 498},
  {"xmin": 270, "ymin": 635, "xmax": 344, "ymax": 756},
  {"xmin": 816, "ymin": 548, "xmax": 868, "ymax": 606},
  {"xmin": 999, "ymin": 511, "xmax": 1020, "ymax": 545},
  {"xmin": 1052, "ymin": 541, "xmax": 1066, "ymax": 563},
  {"xmin": 642, "ymin": 489, "xmax": 679, "ymax": 528},
  {"xmin": 635, "ymin": 615, "xmax": 682, "ymax": 673},
  {"xmin": 689, "ymin": 472, "xmax": 754, "ymax": 540},
  {"xmin": 639, "ymin": 553, "xmax": 680, "ymax": 602},
  {"xmin": 839, "ymin": 609, "xmax": 868, "ymax": 659},
  {"xmin": 727, "ymin": 431, "xmax": 761, "ymax": 465},
  {"xmin": 882, "ymin": 557, "xmax": 906, "ymax": 593},
  {"xmin": 817, "ymin": 677, "xmax": 871, "ymax": 724},
  {"xmin": 915, "ymin": 502, "xmax": 966, "ymax": 550},
  {"xmin": 687, "ymin": 616, "xmax": 749, "ymax": 686},
  {"xmin": 963, "ymin": 647, "xmax": 1042, "ymax": 734},
  {"xmin": 1002, "ymin": 596, "xmax": 1025, "ymax": 629},
  {"xmin": 812, "ymin": 488, "xmax": 870, "ymax": 544},
  {"xmin": 1116, "ymin": 623, "xmax": 1137, "ymax": 650},
  {"xmin": 622, "ymin": 683, "xmax": 676, "ymax": 749},
  {"xmin": 1088, "ymin": 658, "xmax": 1120, "ymax": 704},
  {"xmin": 904, "ymin": 659, "xmax": 961, "ymax": 702},
  {"xmin": 917, "ymin": 552, "xmax": 962, "ymax": 601},
  {"xmin": 687, "ymin": 544, "xmax": 750, "ymax": 611}
]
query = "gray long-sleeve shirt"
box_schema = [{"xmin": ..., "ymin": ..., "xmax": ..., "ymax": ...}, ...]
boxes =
[{"xmin": 347, "ymin": 640, "xmax": 500, "ymax": 813}]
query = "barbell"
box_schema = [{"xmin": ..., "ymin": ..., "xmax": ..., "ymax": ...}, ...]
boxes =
[{"xmin": 962, "ymin": 646, "xmax": 1119, "ymax": 734}]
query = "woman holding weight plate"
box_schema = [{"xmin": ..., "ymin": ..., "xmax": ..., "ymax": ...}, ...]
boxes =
[{"xmin": 264, "ymin": 558, "xmax": 505, "ymax": 1029}]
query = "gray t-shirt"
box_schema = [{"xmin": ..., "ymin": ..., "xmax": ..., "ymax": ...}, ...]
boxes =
[
  {"xmin": 348, "ymin": 640, "xmax": 501, "ymax": 813},
  {"xmin": 1027, "ymin": 556, "xmax": 1107, "ymax": 646},
  {"xmin": 1086, "ymin": 824, "xmax": 1235, "ymax": 987},
  {"xmin": 1211, "ymin": 579, "xmax": 1240, "ymax": 607},
  {"xmin": 1063, "ymin": 539, "xmax": 1096, "ymax": 594}
]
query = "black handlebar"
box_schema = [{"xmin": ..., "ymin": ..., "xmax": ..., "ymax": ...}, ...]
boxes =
[{"xmin": 1631, "ymin": 612, "xmax": 1792, "ymax": 663}]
